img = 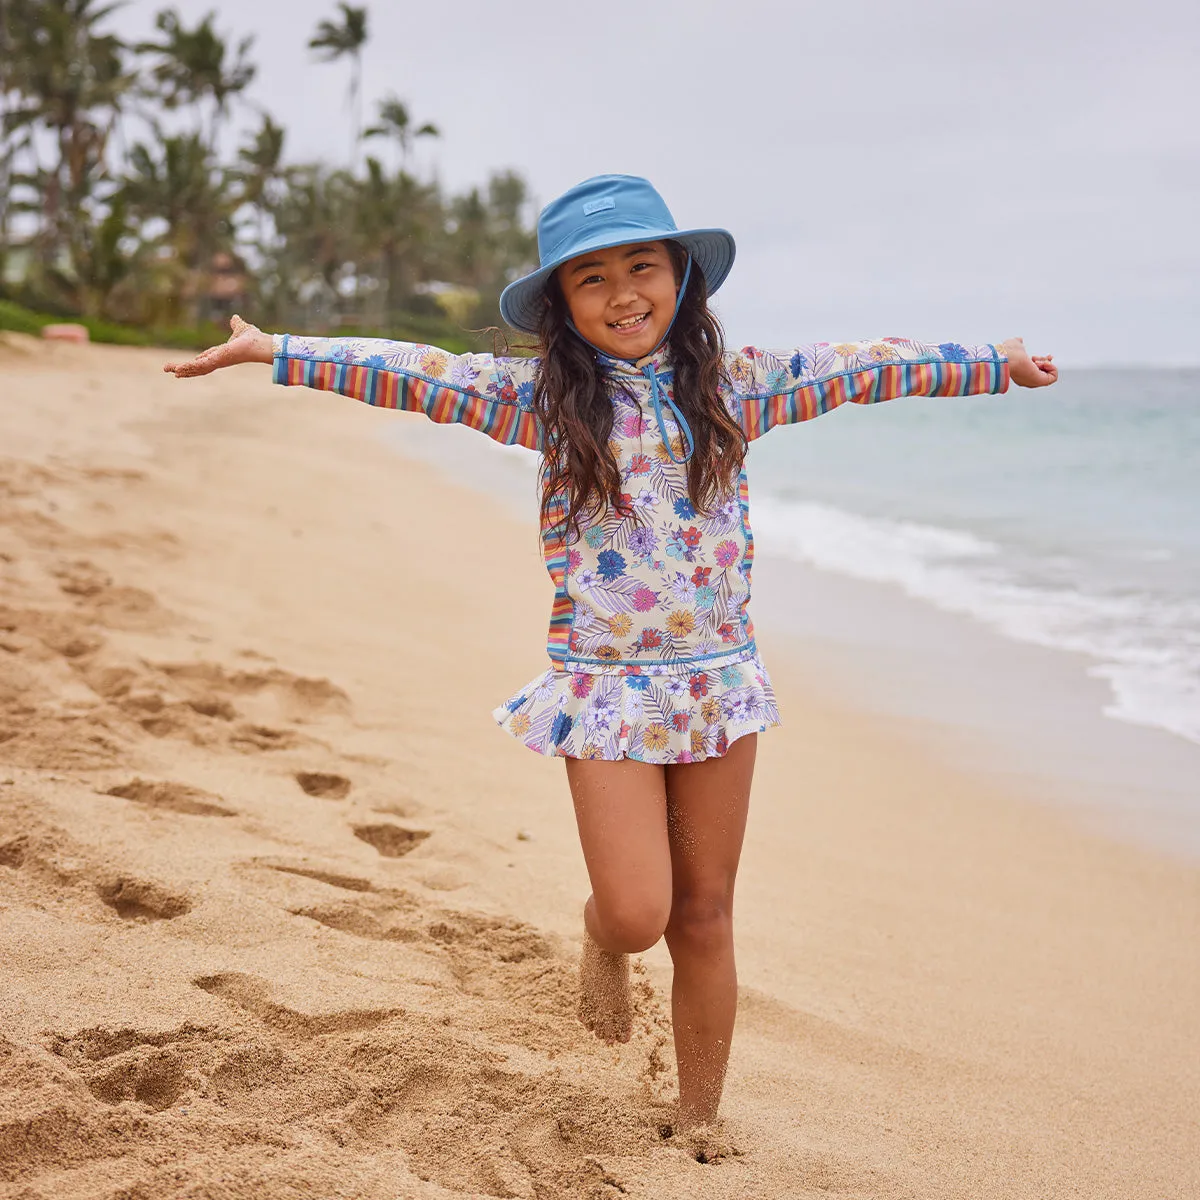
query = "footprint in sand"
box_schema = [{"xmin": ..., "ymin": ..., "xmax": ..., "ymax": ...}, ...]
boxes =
[
  {"xmin": 0, "ymin": 710, "xmax": 124, "ymax": 771},
  {"xmin": 262, "ymin": 862, "xmax": 376, "ymax": 893},
  {"xmin": 1, "ymin": 605, "xmax": 105, "ymax": 661},
  {"xmin": 53, "ymin": 559, "xmax": 111, "ymax": 598},
  {"xmin": 294, "ymin": 771, "xmax": 351, "ymax": 800},
  {"xmin": 48, "ymin": 1025, "xmax": 233, "ymax": 1114},
  {"xmin": 425, "ymin": 912, "xmax": 553, "ymax": 964},
  {"xmin": 103, "ymin": 778, "xmax": 234, "ymax": 818},
  {"xmin": 291, "ymin": 897, "xmax": 422, "ymax": 944},
  {"xmin": 0, "ymin": 806, "xmax": 196, "ymax": 925},
  {"xmin": 156, "ymin": 661, "xmax": 350, "ymax": 721},
  {"xmin": 51, "ymin": 559, "xmax": 168, "ymax": 632},
  {"xmin": 293, "ymin": 893, "xmax": 553, "ymax": 969},
  {"xmin": 184, "ymin": 695, "xmax": 238, "ymax": 720},
  {"xmin": 91, "ymin": 659, "xmax": 350, "ymax": 754},
  {"xmin": 95, "ymin": 874, "xmax": 192, "ymax": 922},
  {"xmin": 352, "ymin": 823, "xmax": 430, "ymax": 858},
  {"xmin": 0, "ymin": 835, "xmax": 28, "ymax": 868},
  {"xmin": 80, "ymin": 1044, "xmax": 193, "ymax": 1110},
  {"xmin": 229, "ymin": 722, "xmax": 298, "ymax": 752},
  {"xmin": 193, "ymin": 971, "xmax": 399, "ymax": 1037}
]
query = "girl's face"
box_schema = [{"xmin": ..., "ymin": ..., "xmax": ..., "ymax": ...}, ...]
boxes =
[{"xmin": 556, "ymin": 240, "xmax": 679, "ymax": 360}]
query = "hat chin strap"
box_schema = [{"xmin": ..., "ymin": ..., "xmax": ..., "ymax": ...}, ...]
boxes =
[{"xmin": 565, "ymin": 255, "xmax": 695, "ymax": 466}]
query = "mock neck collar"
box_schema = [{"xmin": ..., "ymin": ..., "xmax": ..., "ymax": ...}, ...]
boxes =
[{"xmin": 596, "ymin": 347, "xmax": 672, "ymax": 377}]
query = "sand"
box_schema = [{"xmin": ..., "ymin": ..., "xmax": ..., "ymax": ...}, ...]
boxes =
[{"xmin": 0, "ymin": 332, "xmax": 1197, "ymax": 1199}]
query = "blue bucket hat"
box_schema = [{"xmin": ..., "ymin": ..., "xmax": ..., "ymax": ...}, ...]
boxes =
[{"xmin": 499, "ymin": 174, "xmax": 736, "ymax": 333}]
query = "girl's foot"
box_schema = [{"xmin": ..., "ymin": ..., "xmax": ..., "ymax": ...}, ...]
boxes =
[
  {"xmin": 577, "ymin": 931, "xmax": 633, "ymax": 1043},
  {"xmin": 663, "ymin": 1119, "xmax": 744, "ymax": 1163}
]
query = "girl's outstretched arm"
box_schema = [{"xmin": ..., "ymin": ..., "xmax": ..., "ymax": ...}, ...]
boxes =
[
  {"xmin": 164, "ymin": 316, "xmax": 544, "ymax": 453},
  {"xmin": 728, "ymin": 334, "xmax": 1057, "ymax": 441}
]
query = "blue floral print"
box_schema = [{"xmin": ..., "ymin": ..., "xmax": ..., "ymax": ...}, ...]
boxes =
[{"xmin": 596, "ymin": 550, "xmax": 627, "ymax": 581}]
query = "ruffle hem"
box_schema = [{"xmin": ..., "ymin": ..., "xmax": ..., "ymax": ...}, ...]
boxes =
[{"xmin": 493, "ymin": 647, "xmax": 781, "ymax": 763}]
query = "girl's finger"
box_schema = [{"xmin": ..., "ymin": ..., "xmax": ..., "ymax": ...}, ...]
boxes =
[{"xmin": 166, "ymin": 347, "xmax": 221, "ymax": 377}]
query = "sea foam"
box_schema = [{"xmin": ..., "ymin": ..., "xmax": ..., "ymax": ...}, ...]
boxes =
[{"xmin": 752, "ymin": 495, "xmax": 1200, "ymax": 746}]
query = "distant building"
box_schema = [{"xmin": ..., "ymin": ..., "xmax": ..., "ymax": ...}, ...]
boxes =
[{"xmin": 205, "ymin": 252, "xmax": 248, "ymax": 322}]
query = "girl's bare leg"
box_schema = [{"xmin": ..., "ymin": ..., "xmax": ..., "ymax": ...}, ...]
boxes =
[
  {"xmin": 663, "ymin": 734, "xmax": 756, "ymax": 1128},
  {"xmin": 566, "ymin": 757, "xmax": 671, "ymax": 1043}
]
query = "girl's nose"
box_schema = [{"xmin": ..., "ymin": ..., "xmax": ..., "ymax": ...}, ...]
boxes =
[{"xmin": 610, "ymin": 280, "xmax": 639, "ymax": 308}]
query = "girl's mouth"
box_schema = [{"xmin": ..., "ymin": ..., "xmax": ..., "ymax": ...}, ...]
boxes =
[{"xmin": 608, "ymin": 313, "xmax": 650, "ymax": 335}]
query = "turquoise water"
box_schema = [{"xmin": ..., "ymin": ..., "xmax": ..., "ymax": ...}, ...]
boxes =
[{"xmin": 746, "ymin": 369, "xmax": 1200, "ymax": 746}]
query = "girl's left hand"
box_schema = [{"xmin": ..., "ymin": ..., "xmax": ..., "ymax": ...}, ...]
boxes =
[
  {"xmin": 1001, "ymin": 336, "xmax": 1059, "ymax": 388},
  {"xmin": 163, "ymin": 315, "xmax": 273, "ymax": 378}
]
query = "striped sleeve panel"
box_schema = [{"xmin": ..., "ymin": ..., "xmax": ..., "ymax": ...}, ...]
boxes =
[
  {"xmin": 272, "ymin": 334, "xmax": 543, "ymax": 452},
  {"xmin": 733, "ymin": 339, "xmax": 1009, "ymax": 442},
  {"xmin": 540, "ymin": 491, "xmax": 574, "ymax": 666}
]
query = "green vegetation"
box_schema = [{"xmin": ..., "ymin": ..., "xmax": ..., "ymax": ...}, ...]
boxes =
[
  {"xmin": 0, "ymin": 297, "xmax": 235, "ymax": 348},
  {"xmin": 0, "ymin": 1, "xmax": 537, "ymax": 350}
]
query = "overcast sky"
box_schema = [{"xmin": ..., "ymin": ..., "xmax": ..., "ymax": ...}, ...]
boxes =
[{"xmin": 111, "ymin": 0, "xmax": 1200, "ymax": 366}]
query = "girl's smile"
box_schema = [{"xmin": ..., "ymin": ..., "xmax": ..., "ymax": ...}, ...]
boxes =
[{"xmin": 557, "ymin": 240, "xmax": 679, "ymax": 359}]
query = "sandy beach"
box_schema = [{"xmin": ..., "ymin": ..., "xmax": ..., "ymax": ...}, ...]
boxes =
[{"xmin": 1, "ymin": 334, "xmax": 1197, "ymax": 1199}]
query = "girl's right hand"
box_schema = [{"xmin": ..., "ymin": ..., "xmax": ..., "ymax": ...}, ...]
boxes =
[
  {"xmin": 1000, "ymin": 336, "xmax": 1058, "ymax": 388},
  {"xmin": 163, "ymin": 315, "xmax": 274, "ymax": 378}
]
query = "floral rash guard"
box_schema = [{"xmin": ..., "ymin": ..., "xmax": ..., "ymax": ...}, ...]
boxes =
[{"xmin": 273, "ymin": 332, "xmax": 1009, "ymax": 764}]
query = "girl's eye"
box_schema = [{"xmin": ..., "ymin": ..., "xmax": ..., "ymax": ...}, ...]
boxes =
[
  {"xmin": 632, "ymin": 261, "xmax": 653, "ymax": 273},
  {"xmin": 581, "ymin": 274, "xmax": 603, "ymax": 286}
]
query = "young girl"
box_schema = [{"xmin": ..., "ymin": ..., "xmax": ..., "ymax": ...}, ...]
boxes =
[{"xmin": 164, "ymin": 173, "xmax": 1058, "ymax": 1130}]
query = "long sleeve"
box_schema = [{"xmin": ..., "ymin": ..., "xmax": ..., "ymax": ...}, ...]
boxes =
[
  {"xmin": 272, "ymin": 333, "xmax": 544, "ymax": 452},
  {"xmin": 728, "ymin": 337, "xmax": 1009, "ymax": 441}
]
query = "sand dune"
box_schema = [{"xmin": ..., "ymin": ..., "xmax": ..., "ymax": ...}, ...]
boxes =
[{"xmin": 1, "ymin": 336, "xmax": 1197, "ymax": 1198}]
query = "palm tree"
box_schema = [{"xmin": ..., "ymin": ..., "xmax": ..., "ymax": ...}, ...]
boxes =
[
  {"xmin": 265, "ymin": 163, "xmax": 355, "ymax": 322},
  {"xmin": 351, "ymin": 155, "xmax": 442, "ymax": 324},
  {"xmin": 235, "ymin": 112, "xmax": 285, "ymax": 254},
  {"xmin": 363, "ymin": 95, "xmax": 438, "ymax": 172},
  {"xmin": 445, "ymin": 170, "xmax": 536, "ymax": 322},
  {"xmin": 3, "ymin": 0, "xmax": 135, "ymax": 296},
  {"xmin": 0, "ymin": 0, "xmax": 539, "ymax": 341},
  {"xmin": 119, "ymin": 129, "xmax": 235, "ymax": 321},
  {"xmin": 70, "ymin": 188, "xmax": 143, "ymax": 319},
  {"xmin": 0, "ymin": 0, "xmax": 28, "ymax": 279},
  {"xmin": 140, "ymin": 8, "xmax": 256, "ymax": 154},
  {"xmin": 308, "ymin": 3, "xmax": 368, "ymax": 169}
]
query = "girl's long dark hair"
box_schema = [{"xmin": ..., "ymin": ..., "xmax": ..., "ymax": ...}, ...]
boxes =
[{"xmin": 533, "ymin": 242, "xmax": 747, "ymax": 546}]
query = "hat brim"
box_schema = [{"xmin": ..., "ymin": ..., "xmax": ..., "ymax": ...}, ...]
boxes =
[{"xmin": 499, "ymin": 228, "xmax": 736, "ymax": 334}]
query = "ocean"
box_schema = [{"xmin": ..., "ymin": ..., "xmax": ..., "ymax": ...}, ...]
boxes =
[
  {"xmin": 745, "ymin": 368, "xmax": 1200, "ymax": 749},
  {"xmin": 382, "ymin": 367, "xmax": 1200, "ymax": 755}
]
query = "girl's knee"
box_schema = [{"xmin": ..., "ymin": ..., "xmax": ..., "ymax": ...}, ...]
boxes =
[
  {"xmin": 666, "ymin": 893, "xmax": 734, "ymax": 955},
  {"xmin": 594, "ymin": 896, "xmax": 671, "ymax": 954}
]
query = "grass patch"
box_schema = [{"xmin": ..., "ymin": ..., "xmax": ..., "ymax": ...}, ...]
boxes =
[{"xmin": 0, "ymin": 298, "xmax": 501, "ymax": 356}]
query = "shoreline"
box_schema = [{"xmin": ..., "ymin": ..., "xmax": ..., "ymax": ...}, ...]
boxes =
[
  {"xmin": 750, "ymin": 553, "xmax": 1200, "ymax": 861},
  {"xmin": 1, "ymin": 338, "xmax": 1197, "ymax": 1199},
  {"xmin": 381, "ymin": 408, "xmax": 1200, "ymax": 861}
]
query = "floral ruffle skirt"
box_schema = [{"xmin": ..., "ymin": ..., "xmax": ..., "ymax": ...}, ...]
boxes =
[{"xmin": 493, "ymin": 648, "xmax": 781, "ymax": 764}]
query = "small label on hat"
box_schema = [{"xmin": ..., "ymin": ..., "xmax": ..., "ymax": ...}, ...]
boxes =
[{"xmin": 583, "ymin": 196, "xmax": 615, "ymax": 216}]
